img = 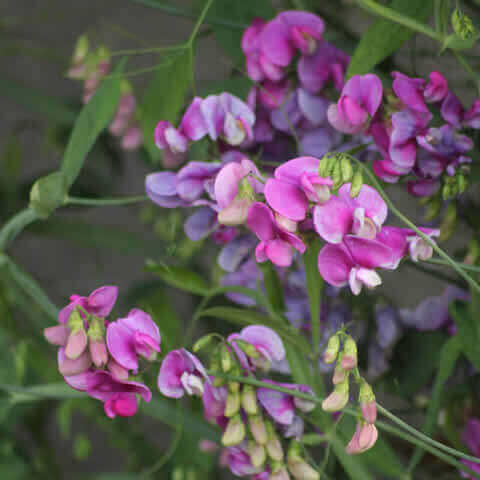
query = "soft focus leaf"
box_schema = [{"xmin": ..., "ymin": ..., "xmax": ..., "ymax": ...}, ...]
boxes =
[
  {"xmin": 199, "ymin": 306, "xmax": 311, "ymax": 351},
  {"xmin": 259, "ymin": 263, "xmax": 285, "ymax": 313},
  {"xmin": 450, "ymin": 300, "xmax": 480, "ymax": 370},
  {"xmin": 1, "ymin": 383, "xmax": 84, "ymax": 403},
  {"xmin": 146, "ymin": 261, "xmax": 210, "ymax": 295},
  {"xmin": 347, "ymin": 0, "xmax": 434, "ymax": 76},
  {"xmin": 408, "ymin": 335, "xmax": 461, "ymax": 471},
  {"xmin": 304, "ymin": 237, "xmax": 323, "ymax": 345},
  {"xmin": 61, "ymin": 59, "xmax": 126, "ymax": 188},
  {"xmin": 140, "ymin": 48, "xmax": 192, "ymax": 163}
]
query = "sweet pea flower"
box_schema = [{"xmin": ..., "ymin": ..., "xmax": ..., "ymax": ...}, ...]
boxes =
[
  {"xmin": 260, "ymin": 11, "xmax": 325, "ymax": 68},
  {"xmin": 202, "ymin": 379, "xmax": 228, "ymax": 423},
  {"xmin": 106, "ymin": 309, "xmax": 161, "ymax": 371},
  {"xmin": 461, "ymin": 419, "xmax": 480, "ymax": 478},
  {"xmin": 228, "ymin": 325, "xmax": 286, "ymax": 372},
  {"xmin": 345, "ymin": 422, "xmax": 378, "ymax": 454},
  {"xmin": 298, "ymin": 41, "xmax": 349, "ymax": 93},
  {"xmin": 226, "ymin": 445, "xmax": 261, "ymax": 476},
  {"xmin": 328, "ymin": 74, "xmax": 383, "ymax": 134},
  {"xmin": 265, "ymin": 156, "xmax": 333, "ymax": 222},
  {"xmin": 317, "ymin": 236, "xmax": 398, "ymax": 295},
  {"xmin": 201, "ymin": 93, "xmax": 255, "ymax": 146},
  {"xmin": 247, "ymin": 202, "xmax": 306, "ymax": 267},
  {"xmin": 313, "ymin": 183, "xmax": 387, "ymax": 244},
  {"xmin": 257, "ymin": 381, "xmax": 315, "ymax": 426},
  {"xmin": 441, "ymin": 92, "xmax": 480, "ymax": 129},
  {"xmin": 65, "ymin": 369, "xmax": 152, "ymax": 418},
  {"xmin": 417, "ymin": 124, "xmax": 473, "ymax": 159},
  {"xmin": 158, "ymin": 348, "xmax": 208, "ymax": 398},
  {"xmin": 146, "ymin": 161, "xmax": 221, "ymax": 207},
  {"xmin": 221, "ymin": 260, "xmax": 263, "ymax": 307}
]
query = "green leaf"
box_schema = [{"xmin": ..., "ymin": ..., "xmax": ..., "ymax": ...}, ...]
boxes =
[
  {"xmin": 146, "ymin": 261, "xmax": 210, "ymax": 296},
  {"xmin": 140, "ymin": 48, "xmax": 192, "ymax": 163},
  {"xmin": 61, "ymin": 59, "xmax": 126, "ymax": 188},
  {"xmin": 259, "ymin": 263, "xmax": 285, "ymax": 313},
  {"xmin": 1, "ymin": 383, "xmax": 84, "ymax": 403},
  {"xmin": 347, "ymin": 0, "xmax": 434, "ymax": 77},
  {"xmin": 408, "ymin": 335, "xmax": 462, "ymax": 471},
  {"xmin": 199, "ymin": 306, "xmax": 311, "ymax": 352},
  {"xmin": 441, "ymin": 33, "xmax": 477, "ymax": 51},
  {"xmin": 450, "ymin": 299, "xmax": 480, "ymax": 370}
]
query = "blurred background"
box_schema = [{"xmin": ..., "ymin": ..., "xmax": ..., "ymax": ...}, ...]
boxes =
[{"xmin": 1, "ymin": 0, "xmax": 479, "ymax": 478}]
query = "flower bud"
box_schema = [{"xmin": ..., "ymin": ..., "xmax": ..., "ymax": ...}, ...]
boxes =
[
  {"xmin": 350, "ymin": 169, "xmax": 363, "ymax": 198},
  {"xmin": 340, "ymin": 336, "xmax": 357, "ymax": 371},
  {"xmin": 224, "ymin": 390, "xmax": 241, "ymax": 418},
  {"xmin": 464, "ymin": 238, "xmax": 480, "ymax": 266},
  {"xmin": 332, "ymin": 364, "xmax": 347, "ymax": 385},
  {"xmin": 424, "ymin": 195, "xmax": 442, "ymax": 222},
  {"xmin": 250, "ymin": 415, "xmax": 268, "ymax": 445},
  {"xmin": 233, "ymin": 338, "xmax": 260, "ymax": 358},
  {"xmin": 58, "ymin": 349, "xmax": 91, "ymax": 376},
  {"xmin": 44, "ymin": 325, "xmax": 69, "ymax": 346},
  {"xmin": 359, "ymin": 381, "xmax": 377, "ymax": 423},
  {"xmin": 107, "ymin": 358, "xmax": 129, "ymax": 381},
  {"xmin": 323, "ymin": 334, "xmax": 340, "ymax": 364},
  {"xmin": 457, "ymin": 172, "xmax": 468, "ymax": 194},
  {"xmin": 357, "ymin": 423, "xmax": 378, "ymax": 451},
  {"xmin": 287, "ymin": 440, "xmax": 320, "ymax": 480},
  {"xmin": 90, "ymin": 340, "xmax": 108, "ymax": 367},
  {"xmin": 331, "ymin": 158, "xmax": 343, "ymax": 189},
  {"xmin": 439, "ymin": 203, "xmax": 457, "ymax": 242},
  {"xmin": 72, "ymin": 34, "xmax": 89, "ymax": 64},
  {"xmin": 322, "ymin": 379, "xmax": 349, "ymax": 412},
  {"xmin": 241, "ymin": 385, "xmax": 258, "ymax": 415},
  {"xmin": 222, "ymin": 414, "xmax": 245, "ymax": 446},
  {"xmin": 270, "ymin": 463, "xmax": 290, "ymax": 480},
  {"xmin": 65, "ymin": 329, "xmax": 88, "ymax": 360},
  {"xmin": 220, "ymin": 344, "xmax": 233, "ymax": 373},
  {"xmin": 249, "ymin": 441, "xmax": 267, "ymax": 468},
  {"xmin": 318, "ymin": 153, "xmax": 332, "ymax": 178},
  {"xmin": 452, "ymin": 9, "xmax": 476, "ymax": 40},
  {"xmin": 266, "ymin": 421, "xmax": 284, "ymax": 461},
  {"xmin": 193, "ymin": 334, "xmax": 216, "ymax": 353},
  {"xmin": 340, "ymin": 155, "xmax": 353, "ymax": 183}
]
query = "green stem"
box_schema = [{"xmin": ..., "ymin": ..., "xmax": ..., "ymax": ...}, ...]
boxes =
[
  {"xmin": 355, "ymin": 0, "xmax": 443, "ymax": 41},
  {"xmin": 188, "ymin": 0, "xmax": 215, "ymax": 45},
  {"xmin": 0, "ymin": 208, "xmax": 39, "ymax": 251},
  {"xmin": 405, "ymin": 260, "xmax": 465, "ymax": 288},
  {"xmin": 425, "ymin": 258, "xmax": 480, "ymax": 273},
  {"xmin": 352, "ymin": 159, "xmax": 480, "ymax": 294},
  {"xmin": 66, "ymin": 195, "xmax": 148, "ymax": 207},
  {"xmin": 111, "ymin": 44, "xmax": 187, "ymax": 57}
]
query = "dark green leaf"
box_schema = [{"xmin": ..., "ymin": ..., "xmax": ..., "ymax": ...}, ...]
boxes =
[
  {"xmin": 199, "ymin": 306, "xmax": 311, "ymax": 351},
  {"xmin": 146, "ymin": 261, "xmax": 210, "ymax": 296},
  {"xmin": 347, "ymin": 0, "xmax": 434, "ymax": 77},
  {"xmin": 1, "ymin": 383, "xmax": 84, "ymax": 403},
  {"xmin": 140, "ymin": 48, "xmax": 192, "ymax": 163},
  {"xmin": 259, "ymin": 263, "xmax": 285, "ymax": 313},
  {"xmin": 408, "ymin": 335, "xmax": 462, "ymax": 471},
  {"xmin": 199, "ymin": 76, "xmax": 251, "ymax": 99},
  {"xmin": 450, "ymin": 299, "xmax": 480, "ymax": 370},
  {"xmin": 61, "ymin": 59, "xmax": 126, "ymax": 188}
]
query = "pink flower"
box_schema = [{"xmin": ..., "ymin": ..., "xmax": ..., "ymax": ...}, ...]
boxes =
[
  {"xmin": 157, "ymin": 348, "xmax": 208, "ymax": 398},
  {"xmin": 313, "ymin": 183, "xmax": 387, "ymax": 244},
  {"xmin": 317, "ymin": 236, "xmax": 398, "ymax": 295},
  {"xmin": 225, "ymin": 445, "xmax": 260, "ymax": 476},
  {"xmin": 265, "ymin": 156, "xmax": 333, "ymax": 222},
  {"xmin": 327, "ymin": 74, "xmax": 383, "ymax": 134},
  {"xmin": 201, "ymin": 93, "xmax": 255, "ymax": 146},
  {"xmin": 346, "ymin": 423, "xmax": 378, "ymax": 454},
  {"xmin": 202, "ymin": 379, "xmax": 228, "ymax": 423},
  {"xmin": 106, "ymin": 308, "xmax": 161, "ymax": 371},
  {"xmin": 246, "ymin": 202, "xmax": 306, "ymax": 267}
]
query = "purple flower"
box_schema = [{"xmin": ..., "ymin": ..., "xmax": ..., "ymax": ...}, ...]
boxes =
[
  {"xmin": 313, "ymin": 183, "xmax": 387, "ymax": 244},
  {"xmin": 461, "ymin": 418, "xmax": 480, "ymax": 478},
  {"xmin": 157, "ymin": 348, "xmax": 208, "ymax": 398},
  {"xmin": 221, "ymin": 260, "xmax": 262, "ymax": 307},
  {"xmin": 298, "ymin": 41, "xmax": 349, "ymax": 94},
  {"xmin": 201, "ymin": 93, "xmax": 255, "ymax": 146},
  {"xmin": 106, "ymin": 308, "xmax": 161, "ymax": 371},
  {"xmin": 202, "ymin": 379, "xmax": 228, "ymax": 423},
  {"xmin": 265, "ymin": 156, "xmax": 333, "ymax": 222},
  {"xmin": 247, "ymin": 202, "xmax": 306, "ymax": 267},
  {"xmin": 327, "ymin": 74, "xmax": 383, "ymax": 134},
  {"xmin": 225, "ymin": 445, "xmax": 260, "ymax": 476},
  {"xmin": 442, "ymin": 92, "xmax": 480, "ymax": 129}
]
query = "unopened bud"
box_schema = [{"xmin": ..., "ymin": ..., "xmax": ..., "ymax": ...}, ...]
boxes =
[
  {"xmin": 250, "ymin": 415, "xmax": 268, "ymax": 445},
  {"xmin": 193, "ymin": 334, "xmax": 216, "ymax": 353},
  {"xmin": 332, "ymin": 364, "xmax": 347, "ymax": 385},
  {"xmin": 222, "ymin": 414, "xmax": 245, "ymax": 446},
  {"xmin": 439, "ymin": 203, "xmax": 457, "ymax": 242},
  {"xmin": 72, "ymin": 35, "xmax": 89, "ymax": 64},
  {"xmin": 322, "ymin": 379, "xmax": 349, "ymax": 412},
  {"xmin": 359, "ymin": 381, "xmax": 377, "ymax": 423},
  {"xmin": 58, "ymin": 349, "xmax": 91, "ymax": 376},
  {"xmin": 350, "ymin": 169, "xmax": 363, "ymax": 198},
  {"xmin": 331, "ymin": 158, "xmax": 343, "ymax": 189},
  {"xmin": 318, "ymin": 154, "xmax": 332, "ymax": 178},
  {"xmin": 108, "ymin": 358, "xmax": 129, "ymax": 381},
  {"xmin": 90, "ymin": 340, "xmax": 108, "ymax": 367},
  {"xmin": 457, "ymin": 172, "xmax": 468, "ymax": 194},
  {"xmin": 241, "ymin": 385, "xmax": 258, "ymax": 415},
  {"xmin": 224, "ymin": 390, "xmax": 241, "ymax": 418},
  {"xmin": 323, "ymin": 334, "xmax": 340, "ymax": 364},
  {"xmin": 424, "ymin": 195, "xmax": 442, "ymax": 222},
  {"xmin": 346, "ymin": 423, "xmax": 378, "ymax": 454},
  {"xmin": 266, "ymin": 421, "xmax": 284, "ymax": 461},
  {"xmin": 220, "ymin": 344, "xmax": 233, "ymax": 373},
  {"xmin": 340, "ymin": 336, "xmax": 357, "ymax": 371},
  {"xmin": 44, "ymin": 325, "xmax": 69, "ymax": 346},
  {"xmin": 452, "ymin": 9, "xmax": 476, "ymax": 40},
  {"xmin": 233, "ymin": 339, "xmax": 260, "ymax": 358},
  {"xmin": 65, "ymin": 329, "xmax": 88, "ymax": 360},
  {"xmin": 287, "ymin": 440, "xmax": 319, "ymax": 480},
  {"xmin": 340, "ymin": 155, "xmax": 353, "ymax": 183},
  {"xmin": 464, "ymin": 238, "xmax": 480, "ymax": 265},
  {"xmin": 270, "ymin": 463, "xmax": 290, "ymax": 480},
  {"xmin": 249, "ymin": 441, "xmax": 266, "ymax": 468}
]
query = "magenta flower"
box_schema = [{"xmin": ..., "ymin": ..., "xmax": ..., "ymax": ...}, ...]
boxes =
[
  {"xmin": 313, "ymin": 183, "xmax": 387, "ymax": 244},
  {"xmin": 257, "ymin": 79, "xmax": 292, "ymax": 110},
  {"xmin": 265, "ymin": 156, "xmax": 333, "ymax": 222},
  {"xmin": 440, "ymin": 93, "xmax": 480, "ymax": 130},
  {"xmin": 58, "ymin": 285, "xmax": 118, "ymax": 324},
  {"xmin": 157, "ymin": 348, "xmax": 208, "ymax": 398},
  {"xmin": 246, "ymin": 202, "xmax": 306, "ymax": 267},
  {"xmin": 260, "ymin": 11, "xmax": 325, "ymax": 67},
  {"xmin": 228, "ymin": 325, "xmax": 286, "ymax": 372},
  {"xmin": 317, "ymin": 236, "xmax": 397, "ymax": 295},
  {"xmin": 257, "ymin": 380, "xmax": 314, "ymax": 425},
  {"xmin": 201, "ymin": 93, "xmax": 255, "ymax": 146},
  {"xmin": 225, "ymin": 445, "xmax": 260, "ymax": 476},
  {"xmin": 202, "ymin": 379, "xmax": 228, "ymax": 423},
  {"xmin": 327, "ymin": 74, "xmax": 383, "ymax": 134},
  {"xmin": 298, "ymin": 41, "xmax": 349, "ymax": 93},
  {"xmin": 106, "ymin": 308, "xmax": 161, "ymax": 371}
]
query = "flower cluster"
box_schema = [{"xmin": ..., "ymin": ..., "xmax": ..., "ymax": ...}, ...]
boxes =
[
  {"xmin": 66, "ymin": 35, "xmax": 143, "ymax": 151},
  {"xmin": 44, "ymin": 286, "xmax": 159, "ymax": 418}
]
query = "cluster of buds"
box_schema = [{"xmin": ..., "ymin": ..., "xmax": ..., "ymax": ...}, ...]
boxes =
[
  {"xmin": 66, "ymin": 35, "xmax": 143, "ymax": 151},
  {"xmin": 44, "ymin": 286, "xmax": 160, "ymax": 417},
  {"xmin": 318, "ymin": 152, "xmax": 364, "ymax": 196},
  {"xmin": 322, "ymin": 331, "xmax": 378, "ymax": 454}
]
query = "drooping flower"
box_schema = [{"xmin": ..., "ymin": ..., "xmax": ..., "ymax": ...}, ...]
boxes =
[
  {"xmin": 345, "ymin": 422, "xmax": 378, "ymax": 454},
  {"xmin": 327, "ymin": 74, "xmax": 383, "ymax": 134},
  {"xmin": 158, "ymin": 348, "xmax": 208, "ymax": 398},
  {"xmin": 106, "ymin": 308, "xmax": 161, "ymax": 371}
]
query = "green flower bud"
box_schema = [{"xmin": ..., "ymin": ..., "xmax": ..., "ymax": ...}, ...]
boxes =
[
  {"xmin": 340, "ymin": 336, "xmax": 358, "ymax": 371},
  {"xmin": 439, "ymin": 203, "xmax": 457, "ymax": 243},
  {"xmin": 323, "ymin": 334, "xmax": 340, "ymax": 364},
  {"xmin": 249, "ymin": 415, "xmax": 268, "ymax": 445},
  {"xmin": 332, "ymin": 364, "xmax": 347, "ymax": 385},
  {"xmin": 322, "ymin": 378, "xmax": 349, "ymax": 412},
  {"xmin": 193, "ymin": 334, "xmax": 217, "ymax": 353},
  {"xmin": 464, "ymin": 238, "xmax": 480, "ymax": 265},
  {"xmin": 220, "ymin": 344, "xmax": 233, "ymax": 373},
  {"xmin": 29, "ymin": 171, "xmax": 67, "ymax": 218},
  {"xmin": 331, "ymin": 158, "xmax": 343, "ymax": 189},
  {"xmin": 233, "ymin": 339, "xmax": 260, "ymax": 358},
  {"xmin": 73, "ymin": 34, "xmax": 89, "ymax": 63},
  {"xmin": 452, "ymin": 9, "xmax": 476, "ymax": 40},
  {"xmin": 287, "ymin": 440, "xmax": 320, "ymax": 480},
  {"xmin": 249, "ymin": 441, "xmax": 266, "ymax": 468},
  {"xmin": 224, "ymin": 390, "xmax": 241, "ymax": 418},
  {"xmin": 241, "ymin": 385, "xmax": 258, "ymax": 415},
  {"xmin": 265, "ymin": 420, "xmax": 284, "ymax": 461},
  {"xmin": 318, "ymin": 153, "xmax": 333, "ymax": 178},
  {"xmin": 87, "ymin": 316, "xmax": 104, "ymax": 342},
  {"xmin": 222, "ymin": 414, "xmax": 245, "ymax": 446},
  {"xmin": 350, "ymin": 168, "xmax": 364, "ymax": 198},
  {"xmin": 457, "ymin": 172, "xmax": 468, "ymax": 194},
  {"xmin": 424, "ymin": 195, "xmax": 442, "ymax": 222},
  {"xmin": 340, "ymin": 155, "xmax": 353, "ymax": 183}
]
